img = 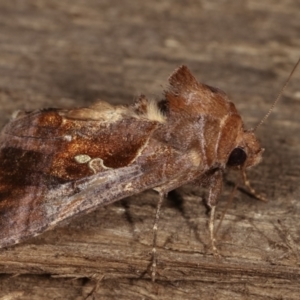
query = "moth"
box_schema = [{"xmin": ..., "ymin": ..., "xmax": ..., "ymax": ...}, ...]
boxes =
[{"xmin": 0, "ymin": 61, "xmax": 298, "ymax": 280}]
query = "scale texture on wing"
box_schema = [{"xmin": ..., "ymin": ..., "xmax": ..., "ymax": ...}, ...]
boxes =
[{"xmin": 0, "ymin": 105, "xmax": 161, "ymax": 247}]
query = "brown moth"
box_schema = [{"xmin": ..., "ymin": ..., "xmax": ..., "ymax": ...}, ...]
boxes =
[{"xmin": 0, "ymin": 62, "xmax": 297, "ymax": 280}]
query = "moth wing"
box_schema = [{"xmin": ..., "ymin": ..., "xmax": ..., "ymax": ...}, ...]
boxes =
[
  {"xmin": 0, "ymin": 163, "xmax": 151, "ymax": 248},
  {"xmin": 0, "ymin": 105, "xmax": 163, "ymax": 248}
]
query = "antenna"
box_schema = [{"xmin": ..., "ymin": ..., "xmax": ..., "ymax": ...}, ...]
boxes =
[{"xmin": 254, "ymin": 57, "xmax": 300, "ymax": 131}]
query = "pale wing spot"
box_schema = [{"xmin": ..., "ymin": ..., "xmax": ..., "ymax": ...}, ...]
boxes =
[
  {"xmin": 89, "ymin": 158, "xmax": 112, "ymax": 174},
  {"xmin": 74, "ymin": 154, "xmax": 91, "ymax": 164},
  {"xmin": 74, "ymin": 155, "xmax": 112, "ymax": 174}
]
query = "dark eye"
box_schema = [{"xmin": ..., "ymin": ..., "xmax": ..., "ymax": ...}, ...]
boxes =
[{"xmin": 227, "ymin": 148, "xmax": 247, "ymax": 167}]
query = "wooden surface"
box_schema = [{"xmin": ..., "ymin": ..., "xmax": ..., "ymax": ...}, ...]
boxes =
[{"xmin": 0, "ymin": 1, "xmax": 300, "ymax": 299}]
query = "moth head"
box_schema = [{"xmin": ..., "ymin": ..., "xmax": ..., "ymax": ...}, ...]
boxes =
[
  {"xmin": 227, "ymin": 58, "xmax": 300, "ymax": 171},
  {"xmin": 227, "ymin": 130, "xmax": 264, "ymax": 170}
]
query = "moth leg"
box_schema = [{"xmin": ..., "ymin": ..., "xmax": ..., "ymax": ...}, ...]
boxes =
[
  {"xmin": 151, "ymin": 191, "xmax": 165, "ymax": 282},
  {"xmin": 241, "ymin": 169, "xmax": 267, "ymax": 202},
  {"xmin": 206, "ymin": 170, "xmax": 223, "ymax": 254}
]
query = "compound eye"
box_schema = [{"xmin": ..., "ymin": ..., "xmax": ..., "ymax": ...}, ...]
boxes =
[{"xmin": 227, "ymin": 148, "xmax": 247, "ymax": 167}]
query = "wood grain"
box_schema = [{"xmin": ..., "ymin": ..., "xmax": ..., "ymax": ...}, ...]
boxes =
[{"xmin": 0, "ymin": 1, "xmax": 299, "ymax": 299}]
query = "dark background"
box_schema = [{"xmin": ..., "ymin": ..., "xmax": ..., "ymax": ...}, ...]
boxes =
[{"xmin": 0, "ymin": 1, "xmax": 299, "ymax": 299}]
